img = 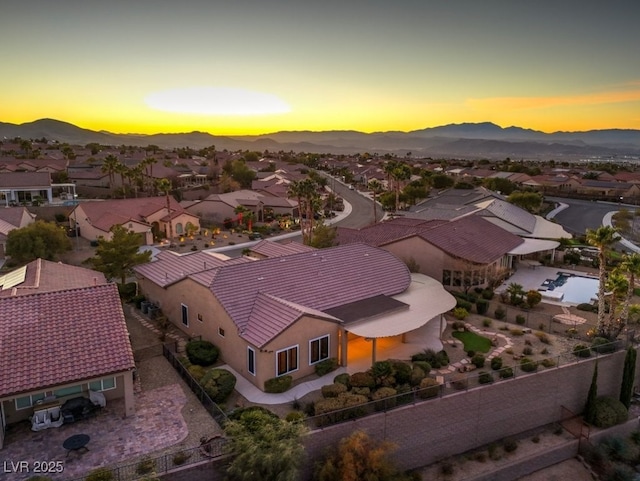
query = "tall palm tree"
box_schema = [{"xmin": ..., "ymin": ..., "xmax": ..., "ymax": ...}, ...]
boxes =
[
  {"xmin": 368, "ymin": 179, "xmax": 385, "ymax": 224},
  {"xmin": 586, "ymin": 225, "xmax": 619, "ymax": 337},
  {"xmin": 101, "ymin": 154, "xmax": 119, "ymax": 189},
  {"xmin": 390, "ymin": 162, "xmax": 412, "ymax": 212},
  {"xmin": 620, "ymin": 253, "xmax": 640, "ymax": 325},
  {"xmin": 156, "ymin": 178, "xmax": 174, "ymax": 241},
  {"xmin": 606, "ymin": 270, "xmax": 628, "ymax": 331},
  {"xmin": 287, "ymin": 180, "xmax": 304, "ymax": 238}
]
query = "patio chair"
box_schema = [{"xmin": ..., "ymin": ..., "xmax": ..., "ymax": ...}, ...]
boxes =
[{"xmin": 31, "ymin": 411, "xmax": 51, "ymax": 431}]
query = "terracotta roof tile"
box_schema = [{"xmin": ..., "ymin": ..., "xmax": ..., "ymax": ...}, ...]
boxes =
[{"xmin": 0, "ymin": 284, "xmax": 135, "ymax": 398}]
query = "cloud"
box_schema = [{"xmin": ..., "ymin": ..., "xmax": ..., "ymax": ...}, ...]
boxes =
[
  {"xmin": 466, "ymin": 86, "xmax": 640, "ymax": 111},
  {"xmin": 145, "ymin": 87, "xmax": 291, "ymax": 115}
]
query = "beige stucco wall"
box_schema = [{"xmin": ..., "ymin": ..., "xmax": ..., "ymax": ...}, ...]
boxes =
[
  {"xmin": 71, "ymin": 205, "xmax": 153, "ymax": 243},
  {"xmin": 138, "ymin": 277, "xmax": 340, "ymax": 390}
]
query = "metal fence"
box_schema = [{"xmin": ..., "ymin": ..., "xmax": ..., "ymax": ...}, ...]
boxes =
[
  {"xmin": 162, "ymin": 343, "xmax": 228, "ymax": 426},
  {"xmin": 303, "ymin": 338, "xmax": 627, "ymax": 430},
  {"xmin": 67, "ymin": 437, "xmax": 227, "ymax": 481}
]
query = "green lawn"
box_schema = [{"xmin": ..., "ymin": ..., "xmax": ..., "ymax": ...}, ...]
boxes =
[{"xmin": 452, "ymin": 330, "xmax": 492, "ymax": 353}]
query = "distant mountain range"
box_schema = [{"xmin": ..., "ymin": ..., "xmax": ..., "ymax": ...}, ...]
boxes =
[{"xmin": 2, "ymin": 118, "xmax": 640, "ymax": 160}]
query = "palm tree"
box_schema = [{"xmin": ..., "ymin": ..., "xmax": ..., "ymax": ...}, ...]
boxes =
[
  {"xmin": 156, "ymin": 178, "xmax": 174, "ymax": 241},
  {"xmin": 288, "ymin": 180, "xmax": 319, "ymax": 245},
  {"xmin": 142, "ymin": 156, "xmax": 157, "ymax": 194},
  {"xmin": 586, "ymin": 225, "xmax": 619, "ymax": 337},
  {"xmin": 620, "ymin": 253, "xmax": 640, "ymax": 325},
  {"xmin": 605, "ymin": 270, "xmax": 628, "ymax": 331},
  {"xmin": 101, "ymin": 155, "xmax": 120, "ymax": 189},
  {"xmin": 368, "ymin": 179, "xmax": 385, "ymax": 224},
  {"xmin": 387, "ymin": 162, "xmax": 412, "ymax": 212},
  {"xmin": 506, "ymin": 282, "xmax": 525, "ymax": 305}
]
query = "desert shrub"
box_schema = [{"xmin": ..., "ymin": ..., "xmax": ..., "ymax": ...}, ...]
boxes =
[
  {"xmin": 201, "ymin": 368, "xmax": 236, "ymax": 402},
  {"xmin": 333, "ymin": 373, "xmax": 351, "ymax": 388},
  {"xmin": 228, "ymin": 405, "xmax": 279, "ymax": 422},
  {"xmin": 509, "ymin": 328, "xmax": 524, "ymax": 336},
  {"xmin": 264, "ymin": 375, "xmax": 292, "ymax": 393},
  {"xmin": 321, "ymin": 382, "xmax": 348, "ymax": 398},
  {"xmin": 136, "ymin": 457, "xmax": 155, "ymax": 475},
  {"xmin": 410, "ymin": 366, "xmax": 427, "ymax": 386},
  {"xmin": 371, "ymin": 360, "xmax": 394, "ymax": 386},
  {"xmin": 315, "ymin": 357, "xmax": 338, "ymax": 376},
  {"xmin": 535, "ymin": 332, "xmax": 551, "ymax": 344},
  {"xmin": 482, "ymin": 289, "xmax": 494, "ymax": 300},
  {"xmin": 515, "ymin": 315, "xmax": 526, "ymax": 325},
  {"xmin": 541, "ymin": 358, "xmax": 556, "ymax": 368},
  {"xmin": 490, "ymin": 356, "xmax": 503, "ymax": 370},
  {"xmin": 592, "ymin": 337, "xmax": 617, "ymax": 354},
  {"xmin": 418, "ymin": 377, "xmax": 440, "ymax": 399},
  {"xmin": 391, "ymin": 361, "xmax": 413, "ymax": 385},
  {"xmin": 411, "ymin": 349, "xmax": 448, "ymax": 367},
  {"xmin": 541, "ymin": 347, "xmax": 549, "ymax": 355},
  {"xmin": 494, "ymin": 306, "xmax": 506, "ymax": 320},
  {"xmin": 85, "ymin": 468, "xmax": 114, "ymax": 481},
  {"xmin": 186, "ymin": 340, "xmax": 220, "ymax": 366},
  {"xmin": 314, "ymin": 393, "xmax": 368, "ymax": 423},
  {"xmin": 476, "ymin": 299, "xmax": 489, "ymax": 315},
  {"xmin": 605, "ymin": 463, "xmax": 636, "ymax": 481},
  {"xmin": 592, "ymin": 396, "xmax": 629, "ymax": 428},
  {"xmin": 522, "ymin": 347, "xmax": 533, "ymax": 356},
  {"xmin": 187, "ymin": 364, "xmax": 206, "ymax": 382},
  {"xmin": 488, "ymin": 442, "xmax": 501, "ymax": 460},
  {"xmin": 372, "ymin": 387, "xmax": 397, "ymax": 410},
  {"xmin": 503, "ymin": 438, "xmax": 518, "ymax": 453},
  {"xmin": 482, "ymin": 318, "xmax": 492, "ymax": 327},
  {"xmin": 574, "ymin": 344, "xmax": 592, "ymax": 358},
  {"xmin": 451, "ymin": 373, "xmax": 468, "ymax": 390},
  {"xmin": 351, "ymin": 386, "xmax": 371, "ymax": 397},
  {"xmin": 453, "ymin": 307, "xmax": 469, "ymax": 320},
  {"xmin": 350, "ymin": 371, "xmax": 375, "ymax": 388},
  {"xmin": 285, "ymin": 411, "xmax": 305, "ymax": 423},
  {"xmin": 577, "ymin": 303, "xmax": 596, "ymax": 312},
  {"xmin": 467, "ymin": 350, "xmax": 476, "ymax": 357},
  {"xmin": 499, "ymin": 367, "xmax": 514, "ymax": 379},
  {"xmin": 520, "ymin": 357, "xmax": 538, "ymax": 372},
  {"xmin": 456, "ymin": 299, "xmax": 473, "ymax": 311},
  {"xmin": 478, "ymin": 371, "xmax": 493, "ymax": 384},
  {"xmin": 471, "ymin": 354, "xmax": 486, "ymax": 368},
  {"xmin": 474, "ymin": 451, "xmax": 487, "ymax": 462},
  {"xmin": 452, "ymin": 320, "xmax": 466, "ymax": 330},
  {"xmin": 172, "ymin": 450, "xmax": 191, "ymax": 465},
  {"xmin": 599, "ymin": 436, "xmax": 640, "ymax": 463},
  {"xmin": 412, "ymin": 361, "xmax": 431, "ymax": 375}
]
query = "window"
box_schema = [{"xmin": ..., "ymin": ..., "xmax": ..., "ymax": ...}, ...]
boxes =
[
  {"xmin": 218, "ymin": 327, "xmax": 225, "ymax": 337},
  {"xmin": 15, "ymin": 392, "xmax": 45, "ymax": 410},
  {"xmin": 54, "ymin": 385, "xmax": 83, "ymax": 398},
  {"xmin": 442, "ymin": 270, "xmax": 451, "ymax": 286},
  {"xmin": 309, "ymin": 335, "xmax": 330, "ymax": 364},
  {"xmin": 247, "ymin": 347, "xmax": 256, "ymax": 376},
  {"xmin": 176, "ymin": 223, "xmax": 184, "ymax": 234},
  {"xmin": 89, "ymin": 377, "xmax": 116, "ymax": 392},
  {"xmin": 181, "ymin": 304, "xmax": 189, "ymax": 327},
  {"xmin": 276, "ymin": 345, "xmax": 298, "ymax": 376}
]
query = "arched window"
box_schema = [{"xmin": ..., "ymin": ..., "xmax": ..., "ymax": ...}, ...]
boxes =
[{"xmin": 176, "ymin": 223, "xmax": 184, "ymax": 234}]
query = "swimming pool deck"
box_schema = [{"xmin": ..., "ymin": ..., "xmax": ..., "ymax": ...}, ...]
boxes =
[{"xmin": 497, "ymin": 265, "xmax": 598, "ymax": 306}]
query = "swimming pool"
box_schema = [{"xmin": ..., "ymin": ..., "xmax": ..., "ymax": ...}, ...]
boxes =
[{"xmin": 540, "ymin": 272, "xmax": 599, "ymax": 305}]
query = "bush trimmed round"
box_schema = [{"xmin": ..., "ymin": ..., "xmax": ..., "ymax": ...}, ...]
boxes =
[
  {"xmin": 186, "ymin": 340, "xmax": 220, "ymax": 366},
  {"xmin": 200, "ymin": 368, "xmax": 236, "ymax": 403},
  {"xmin": 592, "ymin": 396, "xmax": 628, "ymax": 428}
]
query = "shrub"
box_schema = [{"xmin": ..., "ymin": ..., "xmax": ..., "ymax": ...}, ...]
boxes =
[
  {"xmin": 592, "ymin": 396, "xmax": 628, "ymax": 428},
  {"xmin": 85, "ymin": 468, "xmax": 114, "ymax": 481},
  {"xmin": 285, "ymin": 411, "xmax": 305, "ymax": 423},
  {"xmin": 173, "ymin": 450, "xmax": 191, "ymax": 465},
  {"xmin": 574, "ymin": 344, "xmax": 592, "ymax": 358},
  {"xmin": 264, "ymin": 375, "xmax": 292, "ymax": 393},
  {"xmin": 482, "ymin": 318, "xmax": 492, "ymax": 328},
  {"xmin": 453, "ymin": 307, "xmax": 469, "ymax": 320},
  {"xmin": 535, "ymin": 332, "xmax": 551, "ymax": 344},
  {"xmin": 478, "ymin": 371, "xmax": 493, "ymax": 384},
  {"xmin": 451, "ymin": 320, "xmax": 466, "ymax": 330},
  {"xmin": 577, "ymin": 303, "xmax": 596, "ymax": 312},
  {"xmin": 509, "ymin": 328, "xmax": 524, "ymax": 336},
  {"xmin": 520, "ymin": 357, "xmax": 538, "ymax": 372},
  {"xmin": 451, "ymin": 373, "xmax": 468, "ymax": 390},
  {"xmin": 371, "ymin": 360, "xmax": 394, "ymax": 386},
  {"xmin": 591, "ymin": 337, "xmax": 617, "ymax": 354},
  {"xmin": 200, "ymin": 368, "xmax": 236, "ymax": 402},
  {"xmin": 522, "ymin": 347, "xmax": 533, "ymax": 356},
  {"xmin": 499, "ymin": 367, "xmax": 514, "ymax": 379},
  {"xmin": 321, "ymin": 382, "xmax": 348, "ymax": 398},
  {"xmin": 541, "ymin": 358, "xmax": 556, "ymax": 368},
  {"xmin": 392, "ymin": 361, "xmax": 413, "ymax": 385},
  {"xmin": 187, "ymin": 364, "xmax": 206, "ymax": 382},
  {"xmin": 490, "ymin": 357, "xmax": 503, "ymax": 370},
  {"xmin": 471, "ymin": 354, "xmax": 486, "ymax": 368},
  {"xmin": 476, "ymin": 299, "xmax": 489, "ymax": 315},
  {"xmin": 488, "ymin": 443, "xmax": 501, "ymax": 460},
  {"xmin": 372, "ymin": 387, "xmax": 397, "ymax": 410},
  {"xmin": 186, "ymin": 340, "xmax": 220, "ymax": 366},
  {"xmin": 333, "ymin": 372, "xmax": 351, "ymax": 388},
  {"xmin": 410, "ymin": 366, "xmax": 427, "ymax": 386},
  {"xmin": 482, "ymin": 289, "xmax": 494, "ymax": 300},
  {"xmin": 228, "ymin": 406, "xmax": 279, "ymax": 422},
  {"xmin": 314, "ymin": 393, "xmax": 368, "ymax": 424},
  {"xmin": 456, "ymin": 299, "xmax": 473, "ymax": 311},
  {"xmin": 515, "ymin": 315, "xmax": 526, "ymax": 325},
  {"xmin": 467, "ymin": 350, "xmax": 476, "ymax": 357},
  {"xmin": 315, "ymin": 357, "xmax": 338, "ymax": 376},
  {"xmin": 494, "ymin": 307, "xmax": 506, "ymax": 320},
  {"xmin": 418, "ymin": 377, "xmax": 440, "ymax": 399},
  {"xmin": 503, "ymin": 438, "xmax": 518, "ymax": 453},
  {"xmin": 350, "ymin": 371, "xmax": 375, "ymax": 389}
]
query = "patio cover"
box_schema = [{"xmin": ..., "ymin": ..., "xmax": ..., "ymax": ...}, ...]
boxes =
[
  {"xmin": 345, "ymin": 273, "xmax": 456, "ymax": 338},
  {"xmin": 508, "ymin": 238, "xmax": 560, "ymax": 256}
]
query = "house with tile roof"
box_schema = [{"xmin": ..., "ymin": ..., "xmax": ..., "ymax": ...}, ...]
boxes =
[
  {"xmin": 134, "ymin": 243, "xmax": 455, "ymax": 390},
  {"xmin": 337, "ymin": 216, "xmax": 524, "ymax": 291},
  {"xmin": 0, "ymin": 207, "xmax": 36, "ymax": 258},
  {"xmin": 70, "ymin": 197, "xmax": 200, "ymax": 244},
  {"xmin": 0, "ymin": 282, "xmax": 136, "ymax": 449},
  {"xmin": 0, "ymin": 172, "xmax": 53, "ymax": 206}
]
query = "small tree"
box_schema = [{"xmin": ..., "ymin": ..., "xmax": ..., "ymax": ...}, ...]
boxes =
[
  {"xmin": 584, "ymin": 363, "xmax": 598, "ymax": 424},
  {"xmin": 6, "ymin": 220, "xmax": 72, "ymax": 263},
  {"xmin": 526, "ymin": 290, "xmax": 542, "ymax": 308},
  {"xmin": 89, "ymin": 225, "xmax": 151, "ymax": 285},
  {"xmin": 309, "ymin": 221, "xmax": 337, "ymax": 248},
  {"xmin": 224, "ymin": 409, "xmax": 307, "ymax": 481},
  {"xmin": 620, "ymin": 347, "xmax": 637, "ymax": 409}
]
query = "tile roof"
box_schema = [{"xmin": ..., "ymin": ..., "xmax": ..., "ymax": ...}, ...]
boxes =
[
  {"xmin": 0, "ymin": 283, "xmax": 135, "ymax": 398},
  {"xmin": 0, "ymin": 259, "xmax": 106, "ymax": 297},
  {"xmin": 208, "ymin": 244, "xmax": 411, "ymax": 343},
  {"xmin": 0, "ymin": 172, "xmax": 51, "ymax": 188},
  {"xmin": 0, "ymin": 207, "xmax": 35, "ymax": 227},
  {"xmin": 249, "ymin": 240, "xmax": 315, "ymax": 258}
]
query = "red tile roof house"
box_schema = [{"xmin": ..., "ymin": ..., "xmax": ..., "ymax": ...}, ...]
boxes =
[
  {"xmin": 0, "ymin": 207, "xmax": 36, "ymax": 258},
  {"xmin": 337, "ymin": 216, "xmax": 525, "ymax": 292},
  {"xmin": 70, "ymin": 197, "xmax": 201, "ymax": 244},
  {"xmin": 134, "ymin": 243, "xmax": 455, "ymax": 391},
  {"xmin": 0, "ymin": 282, "xmax": 136, "ymax": 449},
  {"xmin": 0, "ymin": 171, "xmax": 53, "ymax": 205}
]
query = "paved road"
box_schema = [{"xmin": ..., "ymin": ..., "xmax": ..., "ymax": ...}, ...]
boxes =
[{"xmin": 547, "ymin": 197, "xmax": 621, "ymax": 236}]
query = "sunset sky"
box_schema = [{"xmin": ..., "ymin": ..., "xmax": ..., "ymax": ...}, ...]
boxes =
[{"xmin": 2, "ymin": 1, "xmax": 639, "ymax": 135}]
